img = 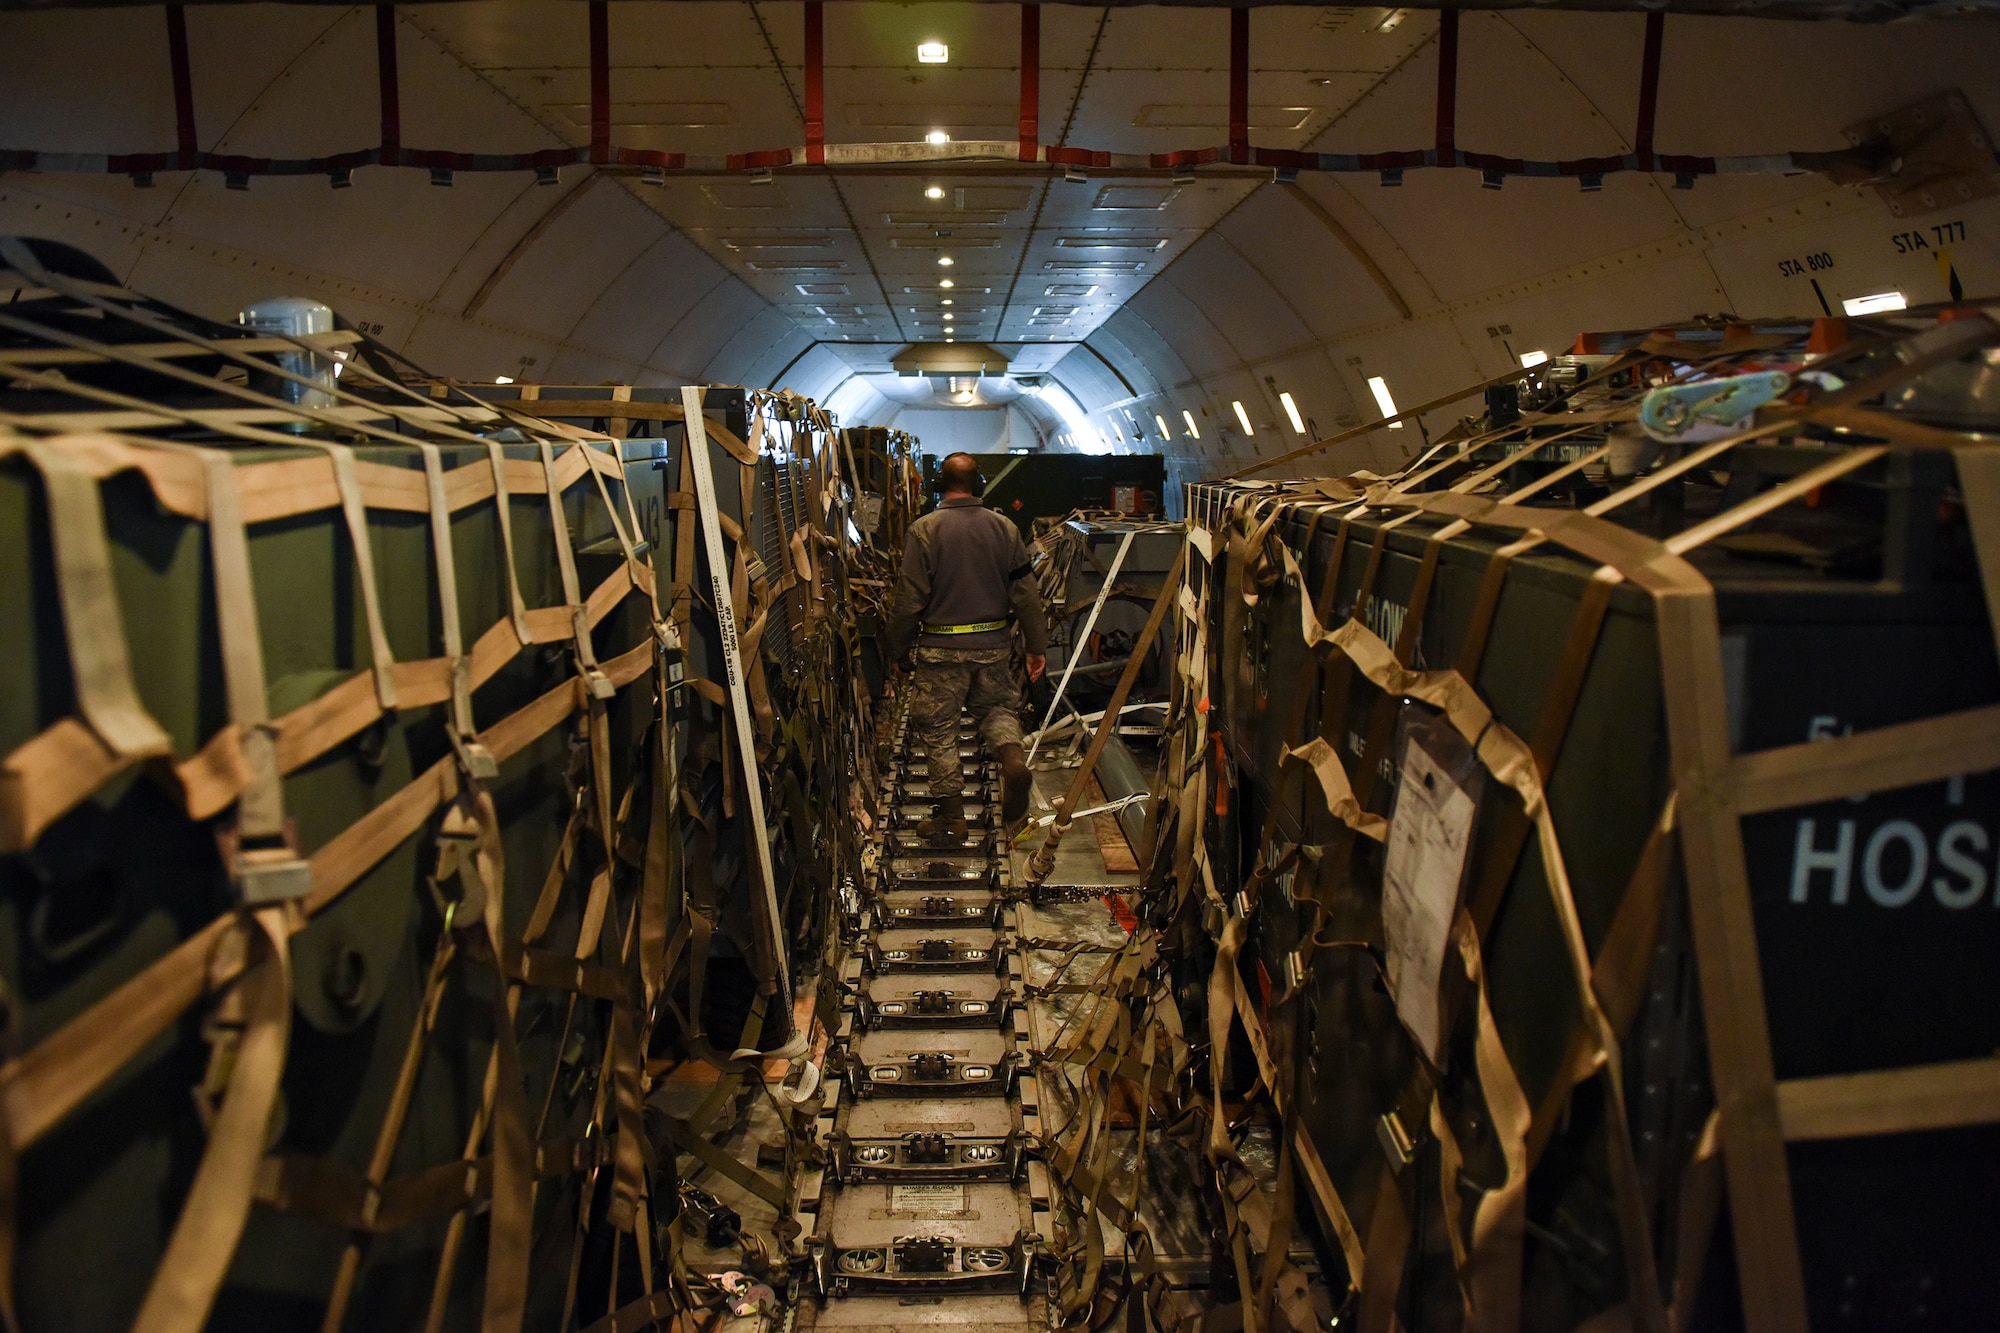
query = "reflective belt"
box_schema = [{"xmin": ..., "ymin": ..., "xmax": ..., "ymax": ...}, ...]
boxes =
[{"xmin": 922, "ymin": 618, "xmax": 1007, "ymax": 634}]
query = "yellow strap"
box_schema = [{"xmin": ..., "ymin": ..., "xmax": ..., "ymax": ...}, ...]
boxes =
[{"xmin": 922, "ymin": 618, "xmax": 1007, "ymax": 634}]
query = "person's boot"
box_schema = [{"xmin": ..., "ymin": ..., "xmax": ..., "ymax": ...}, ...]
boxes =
[
  {"xmin": 998, "ymin": 743, "xmax": 1032, "ymax": 829},
  {"xmin": 918, "ymin": 795, "xmax": 969, "ymax": 847}
]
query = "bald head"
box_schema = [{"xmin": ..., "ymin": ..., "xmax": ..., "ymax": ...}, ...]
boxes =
[{"xmin": 938, "ymin": 453, "xmax": 983, "ymax": 497}]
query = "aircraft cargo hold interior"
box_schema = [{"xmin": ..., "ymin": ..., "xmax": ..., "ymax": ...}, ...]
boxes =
[{"xmin": 1, "ymin": 2, "xmax": 1998, "ymax": 1331}]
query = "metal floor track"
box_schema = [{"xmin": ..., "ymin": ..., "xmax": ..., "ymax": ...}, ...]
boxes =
[{"xmin": 794, "ymin": 702, "xmax": 1052, "ymax": 1332}]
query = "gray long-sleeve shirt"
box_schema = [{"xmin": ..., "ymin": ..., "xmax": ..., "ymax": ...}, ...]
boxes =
[{"xmin": 886, "ymin": 495, "xmax": 1050, "ymax": 660}]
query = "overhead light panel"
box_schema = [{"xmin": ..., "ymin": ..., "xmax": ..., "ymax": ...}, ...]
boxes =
[
  {"xmin": 1367, "ymin": 375, "xmax": 1403, "ymax": 428},
  {"xmin": 1279, "ymin": 391, "xmax": 1306, "ymax": 434},
  {"xmin": 917, "ymin": 41, "xmax": 949, "ymax": 63},
  {"xmin": 1182, "ymin": 409, "xmax": 1200, "ymax": 439},
  {"xmin": 925, "ymin": 184, "xmax": 945, "ymax": 200},
  {"xmin": 1232, "ymin": 400, "xmax": 1254, "ymax": 435},
  {"xmin": 1155, "ymin": 413, "xmax": 1171, "ymax": 438},
  {"xmin": 1843, "ymin": 290, "xmax": 1907, "ymax": 316},
  {"xmin": 927, "ymin": 130, "xmax": 951, "ymax": 145},
  {"xmin": 1519, "ymin": 350, "xmax": 1549, "ymax": 367}
]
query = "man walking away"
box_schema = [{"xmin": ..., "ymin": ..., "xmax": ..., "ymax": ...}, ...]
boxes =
[{"xmin": 886, "ymin": 453, "xmax": 1048, "ymax": 843}]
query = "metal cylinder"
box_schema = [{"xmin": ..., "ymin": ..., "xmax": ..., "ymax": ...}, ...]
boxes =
[{"xmin": 236, "ymin": 297, "xmax": 337, "ymax": 427}]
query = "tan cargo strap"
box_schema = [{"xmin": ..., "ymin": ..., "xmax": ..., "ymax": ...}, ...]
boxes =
[
  {"xmin": 484, "ymin": 440, "xmax": 535, "ymax": 645},
  {"xmin": 17, "ymin": 440, "xmax": 173, "ymax": 760},
  {"xmin": 414, "ymin": 441, "xmax": 493, "ymax": 774},
  {"xmin": 310, "ymin": 441, "xmax": 399, "ymax": 711},
  {"xmin": 131, "ymin": 907, "xmax": 292, "ymax": 1333}
]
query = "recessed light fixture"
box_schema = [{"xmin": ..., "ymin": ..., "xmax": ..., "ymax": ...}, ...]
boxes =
[
  {"xmin": 1182, "ymin": 409, "xmax": 1200, "ymax": 440},
  {"xmin": 940, "ymin": 279, "xmax": 955, "ymax": 289},
  {"xmin": 1155, "ymin": 413, "xmax": 1171, "ymax": 437},
  {"xmin": 1519, "ymin": 350, "xmax": 1549, "ymax": 368},
  {"xmin": 917, "ymin": 40, "xmax": 948, "ymax": 63},
  {"xmin": 925, "ymin": 184, "xmax": 945, "ymax": 200},
  {"xmin": 1367, "ymin": 375, "xmax": 1403, "ymax": 428},
  {"xmin": 1279, "ymin": 391, "xmax": 1306, "ymax": 434},
  {"xmin": 943, "ymin": 313, "xmax": 954, "ymax": 321},
  {"xmin": 927, "ymin": 130, "xmax": 951, "ymax": 145},
  {"xmin": 1232, "ymin": 400, "xmax": 1255, "ymax": 435},
  {"xmin": 937, "ymin": 256, "xmax": 954, "ymax": 267},
  {"xmin": 1842, "ymin": 290, "xmax": 1907, "ymax": 316},
  {"xmin": 494, "ymin": 375, "xmax": 514, "ymax": 385},
  {"xmin": 941, "ymin": 298, "xmax": 953, "ymax": 306}
]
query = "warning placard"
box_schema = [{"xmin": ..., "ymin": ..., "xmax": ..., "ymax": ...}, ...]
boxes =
[{"xmin": 890, "ymin": 1183, "xmax": 965, "ymax": 1214}]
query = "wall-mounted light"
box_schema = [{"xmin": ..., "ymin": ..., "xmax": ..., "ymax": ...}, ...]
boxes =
[
  {"xmin": 927, "ymin": 130, "xmax": 951, "ymax": 145},
  {"xmin": 1232, "ymin": 400, "xmax": 1255, "ymax": 435},
  {"xmin": 1843, "ymin": 291, "xmax": 1907, "ymax": 316},
  {"xmin": 917, "ymin": 41, "xmax": 949, "ymax": 63},
  {"xmin": 1367, "ymin": 375, "xmax": 1403, "ymax": 428},
  {"xmin": 925, "ymin": 184, "xmax": 945, "ymax": 200},
  {"xmin": 1279, "ymin": 391, "xmax": 1306, "ymax": 434},
  {"xmin": 1182, "ymin": 409, "xmax": 1200, "ymax": 440},
  {"xmin": 1519, "ymin": 350, "xmax": 1549, "ymax": 368}
]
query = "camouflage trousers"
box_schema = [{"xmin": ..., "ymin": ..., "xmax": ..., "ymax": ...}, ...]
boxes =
[{"xmin": 907, "ymin": 645, "xmax": 1024, "ymax": 798}]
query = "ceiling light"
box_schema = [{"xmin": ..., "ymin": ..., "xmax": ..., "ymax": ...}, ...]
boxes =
[
  {"xmin": 1182, "ymin": 409, "xmax": 1200, "ymax": 440},
  {"xmin": 939, "ymin": 279, "xmax": 954, "ymax": 288},
  {"xmin": 1843, "ymin": 290, "xmax": 1907, "ymax": 316},
  {"xmin": 1519, "ymin": 350, "xmax": 1549, "ymax": 368},
  {"xmin": 927, "ymin": 130, "xmax": 951, "ymax": 145},
  {"xmin": 1155, "ymin": 413, "xmax": 1171, "ymax": 438},
  {"xmin": 1232, "ymin": 400, "xmax": 1255, "ymax": 435},
  {"xmin": 941, "ymin": 299, "xmax": 953, "ymax": 306},
  {"xmin": 494, "ymin": 374, "xmax": 514, "ymax": 385},
  {"xmin": 917, "ymin": 41, "xmax": 948, "ymax": 63},
  {"xmin": 943, "ymin": 313, "xmax": 954, "ymax": 321},
  {"xmin": 1377, "ymin": 9, "xmax": 1406, "ymax": 32},
  {"xmin": 937, "ymin": 256, "xmax": 954, "ymax": 266},
  {"xmin": 1279, "ymin": 391, "xmax": 1306, "ymax": 434},
  {"xmin": 925, "ymin": 184, "xmax": 945, "ymax": 200},
  {"xmin": 1367, "ymin": 375, "xmax": 1403, "ymax": 428}
]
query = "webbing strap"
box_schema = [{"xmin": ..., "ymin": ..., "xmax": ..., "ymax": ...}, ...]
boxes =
[
  {"xmin": 1028, "ymin": 526, "xmax": 1134, "ymax": 765},
  {"xmin": 485, "ymin": 441, "xmax": 534, "ymax": 644},
  {"xmin": 681, "ymin": 387, "xmax": 786, "ymax": 985},
  {"xmin": 19, "ymin": 441, "xmax": 172, "ymax": 759},
  {"xmin": 190, "ymin": 449, "xmax": 284, "ymax": 840},
  {"xmin": 131, "ymin": 908, "xmax": 291, "ymax": 1333},
  {"xmin": 310, "ymin": 442, "xmax": 399, "ymax": 710},
  {"xmin": 414, "ymin": 443, "xmax": 478, "ymax": 744}
]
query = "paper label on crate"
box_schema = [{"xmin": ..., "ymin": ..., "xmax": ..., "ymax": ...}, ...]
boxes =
[
  {"xmin": 1381, "ymin": 740, "xmax": 1476, "ymax": 1062},
  {"xmin": 891, "ymin": 1183, "xmax": 965, "ymax": 1214}
]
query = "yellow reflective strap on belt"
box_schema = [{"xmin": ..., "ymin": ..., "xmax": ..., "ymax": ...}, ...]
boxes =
[{"xmin": 922, "ymin": 619, "xmax": 1007, "ymax": 634}]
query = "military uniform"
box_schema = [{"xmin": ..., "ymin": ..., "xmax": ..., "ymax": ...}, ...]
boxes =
[{"xmin": 886, "ymin": 495, "xmax": 1049, "ymax": 818}]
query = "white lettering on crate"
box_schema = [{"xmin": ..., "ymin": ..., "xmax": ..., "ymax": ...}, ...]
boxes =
[
  {"xmin": 1789, "ymin": 817, "xmax": 1991, "ymax": 908},
  {"xmin": 1787, "ymin": 713, "xmax": 1991, "ymax": 908}
]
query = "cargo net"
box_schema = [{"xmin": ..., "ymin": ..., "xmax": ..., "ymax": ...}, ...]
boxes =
[
  {"xmin": 1161, "ymin": 307, "xmax": 2000, "ymax": 1332},
  {"xmin": 0, "ymin": 237, "xmax": 899, "ymax": 1332}
]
